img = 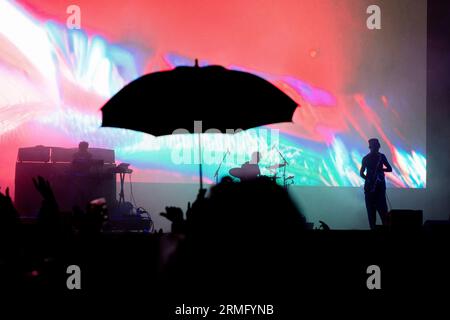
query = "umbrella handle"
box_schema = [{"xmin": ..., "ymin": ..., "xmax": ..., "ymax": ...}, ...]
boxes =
[{"xmin": 198, "ymin": 133, "xmax": 203, "ymax": 190}]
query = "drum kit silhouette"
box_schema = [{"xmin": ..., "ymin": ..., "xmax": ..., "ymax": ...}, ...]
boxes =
[
  {"xmin": 226, "ymin": 149, "xmax": 295, "ymax": 188},
  {"xmin": 264, "ymin": 162, "xmax": 295, "ymax": 188}
]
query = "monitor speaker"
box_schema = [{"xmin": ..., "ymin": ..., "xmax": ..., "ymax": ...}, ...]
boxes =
[{"xmin": 389, "ymin": 209, "xmax": 423, "ymax": 230}]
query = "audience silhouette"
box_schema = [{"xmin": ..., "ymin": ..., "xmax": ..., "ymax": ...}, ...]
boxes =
[
  {"xmin": 158, "ymin": 176, "xmax": 307, "ymax": 301},
  {"xmin": 1, "ymin": 174, "xmax": 308, "ymax": 295}
]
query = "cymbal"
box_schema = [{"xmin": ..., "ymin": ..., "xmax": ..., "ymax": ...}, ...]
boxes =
[{"xmin": 267, "ymin": 163, "xmax": 286, "ymax": 170}]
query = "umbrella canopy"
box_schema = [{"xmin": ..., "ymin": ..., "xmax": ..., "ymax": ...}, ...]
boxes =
[
  {"xmin": 101, "ymin": 62, "xmax": 298, "ymax": 136},
  {"xmin": 101, "ymin": 61, "xmax": 298, "ymax": 189}
]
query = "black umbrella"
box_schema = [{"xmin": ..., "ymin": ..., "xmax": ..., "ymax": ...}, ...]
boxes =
[{"xmin": 101, "ymin": 60, "xmax": 298, "ymax": 189}]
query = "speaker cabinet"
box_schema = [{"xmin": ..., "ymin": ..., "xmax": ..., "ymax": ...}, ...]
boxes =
[{"xmin": 389, "ymin": 209, "xmax": 423, "ymax": 230}]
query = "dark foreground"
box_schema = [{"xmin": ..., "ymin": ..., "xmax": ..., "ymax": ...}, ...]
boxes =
[{"xmin": 1, "ymin": 226, "xmax": 449, "ymax": 317}]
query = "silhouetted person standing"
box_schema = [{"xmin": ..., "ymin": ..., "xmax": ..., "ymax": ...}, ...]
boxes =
[{"xmin": 360, "ymin": 138, "xmax": 392, "ymax": 230}]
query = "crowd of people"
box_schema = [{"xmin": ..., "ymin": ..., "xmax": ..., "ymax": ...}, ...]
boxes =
[{"xmin": 0, "ymin": 175, "xmax": 309, "ymax": 295}]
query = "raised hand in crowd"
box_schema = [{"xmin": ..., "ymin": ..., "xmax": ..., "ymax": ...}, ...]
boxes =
[
  {"xmin": 161, "ymin": 206, "xmax": 185, "ymax": 233},
  {"xmin": 32, "ymin": 176, "xmax": 61, "ymax": 235},
  {"xmin": 0, "ymin": 187, "xmax": 19, "ymax": 235}
]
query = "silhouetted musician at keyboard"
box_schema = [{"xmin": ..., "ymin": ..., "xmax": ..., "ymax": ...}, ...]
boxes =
[
  {"xmin": 70, "ymin": 141, "xmax": 96, "ymax": 206},
  {"xmin": 72, "ymin": 141, "xmax": 93, "ymax": 174}
]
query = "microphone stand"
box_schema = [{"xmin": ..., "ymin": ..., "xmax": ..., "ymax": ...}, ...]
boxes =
[
  {"xmin": 275, "ymin": 147, "xmax": 289, "ymax": 188},
  {"xmin": 214, "ymin": 150, "xmax": 229, "ymax": 184}
]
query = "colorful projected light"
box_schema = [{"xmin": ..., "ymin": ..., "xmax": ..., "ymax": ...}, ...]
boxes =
[{"xmin": 0, "ymin": 0, "xmax": 426, "ymax": 189}]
